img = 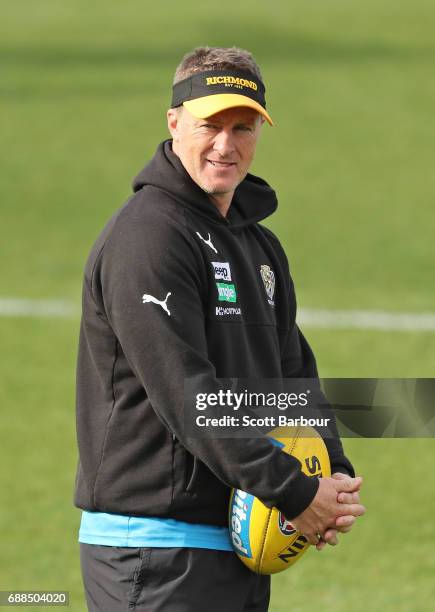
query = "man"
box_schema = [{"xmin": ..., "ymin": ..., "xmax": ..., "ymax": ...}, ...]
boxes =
[{"xmin": 75, "ymin": 46, "xmax": 364, "ymax": 612}]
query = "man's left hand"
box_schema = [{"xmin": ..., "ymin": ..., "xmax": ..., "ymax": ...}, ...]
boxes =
[{"xmin": 316, "ymin": 472, "xmax": 364, "ymax": 551}]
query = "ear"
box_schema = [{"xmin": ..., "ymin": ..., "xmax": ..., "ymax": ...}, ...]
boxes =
[{"xmin": 167, "ymin": 108, "xmax": 181, "ymax": 141}]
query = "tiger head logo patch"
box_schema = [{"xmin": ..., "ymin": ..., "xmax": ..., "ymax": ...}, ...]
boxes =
[{"xmin": 260, "ymin": 264, "xmax": 275, "ymax": 306}]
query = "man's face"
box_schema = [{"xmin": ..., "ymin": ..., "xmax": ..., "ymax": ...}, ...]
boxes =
[{"xmin": 168, "ymin": 106, "xmax": 263, "ymax": 198}]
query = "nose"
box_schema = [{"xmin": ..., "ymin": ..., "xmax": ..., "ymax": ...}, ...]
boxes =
[{"xmin": 213, "ymin": 128, "xmax": 236, "ymax": 157}]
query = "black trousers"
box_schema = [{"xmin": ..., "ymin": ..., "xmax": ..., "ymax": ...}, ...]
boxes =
[{"xmin": 80, "ymin": 544, "xmax": 270, "ymax": 612}]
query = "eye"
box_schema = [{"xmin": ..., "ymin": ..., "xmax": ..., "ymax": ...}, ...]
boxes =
[{"xmin": 236, "ymin": 125, "xmax": 254, "ymax": 132}]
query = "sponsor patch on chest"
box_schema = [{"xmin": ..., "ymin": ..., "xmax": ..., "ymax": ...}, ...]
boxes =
[
  {"xmin": 216, "ymin": 282, "xmax": 237, "ymax": 302},
  {"xmin": 216, "ymin": 305, "xmax": 242, "ymax": 316},
  {"xmin": 211, "ymin": 261, "xmax": 232, "ymax": 282}
]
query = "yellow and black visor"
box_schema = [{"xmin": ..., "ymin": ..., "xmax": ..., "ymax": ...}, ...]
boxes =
[{"xmin": 171, "ymin": 70, "xmax": 273, "ymax": 126}]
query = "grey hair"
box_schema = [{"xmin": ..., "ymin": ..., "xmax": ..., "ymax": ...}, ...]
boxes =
[{"xmin": 173, "ymin": 46, "xmax": 263, "ymax": 85}]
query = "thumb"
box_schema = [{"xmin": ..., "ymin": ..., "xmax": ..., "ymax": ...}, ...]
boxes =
[
  {"xmin": 334, "ymin": 476, "xmax": 362, "ymax": 492},
  {"xmin": 332, "ymin": 472, "xmax": 352, "ymax": 481}
]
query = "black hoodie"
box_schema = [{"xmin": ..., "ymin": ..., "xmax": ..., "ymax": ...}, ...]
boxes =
[{"xmin": 74, "ymin": 140, "xmax": 354, "ymax": 526}]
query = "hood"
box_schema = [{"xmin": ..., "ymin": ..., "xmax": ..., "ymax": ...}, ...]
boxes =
[{"xmin": 132, "ymin": 140, "xmax": 278, "ymax": 229}]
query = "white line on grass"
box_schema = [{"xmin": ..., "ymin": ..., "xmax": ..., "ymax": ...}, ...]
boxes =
[
  {"xmin": 0, "ymin": 298, "xmax": 435, "ymax": 332},
  {"xmin": 297, "ymin": 308, "xmax": 435, "ymax": 332},
  {"xmin": 0, "ymin": 297, "xmax": 78, "ymax": 318}
]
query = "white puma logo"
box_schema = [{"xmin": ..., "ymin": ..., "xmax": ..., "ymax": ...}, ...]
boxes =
[
  {"xmin": 142, "ymin": 292, "xmax": 172, "ymax": 316},
  {"xmin": 196, "ymin": 231, "xmax": 218, "ymax": 254}
]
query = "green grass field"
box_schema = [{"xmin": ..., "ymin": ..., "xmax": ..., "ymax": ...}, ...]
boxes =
[{"xmin": 1, "ymin": 1, "xmax": 434, "ymax": 610}]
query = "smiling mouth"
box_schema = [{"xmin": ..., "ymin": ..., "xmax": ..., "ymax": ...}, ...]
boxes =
[{"xmin": 207, "ymin": 160, "xmax": 236, "ymax": 168}]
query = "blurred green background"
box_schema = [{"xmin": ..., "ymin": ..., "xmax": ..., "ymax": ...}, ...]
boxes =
[{"xmin": 1, "ymin": 1, "xmax": 434, "ymax": 610}]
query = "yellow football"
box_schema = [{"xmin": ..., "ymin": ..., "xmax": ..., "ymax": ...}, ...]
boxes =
[{"xmin": 229, "ymin": 426, "xmax": 331, "ymax": 574}]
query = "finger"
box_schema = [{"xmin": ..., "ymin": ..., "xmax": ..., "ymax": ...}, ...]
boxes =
[
  {"xmin": 337, "ymin": 491, "xmax": 360, "ymax": 504},
  {"xmin": 335, "ymin": 524, "xmax": 353, "ymax": 534},
  {"xmin": 304, "ymin": 533, "xmax": 322, "ymax": 546},
  {"xmin": 316, "ymin": 539, "xmax": 327, "ymax": 551},
  {"xmin": 315, "ymin": 532, "xmax": 327, "ymax": 550},
  {"xmin": 352, "ymin": 479, "xmax": 363, "ymax": 492},
  {"xmin": 333, "ymin": 475, "xmax": 362, "ymax": 490},
  {"xmin": 335, "ymin": 515, "xmax": 356, "ymax": 528},
  {"xmin": 322, "ymin": 529, "xmax": 338, "ymax": 546},
  {"xmin": 332, "ymin": 472, "xmax": 351, "ymax": 480},
  {"xmin": 337, "ymin": 503, "xmax": 366, "ymax": 517},
  {"xmin": 334, "ymin": 476, "xmax": 362, "ymax": 493}
]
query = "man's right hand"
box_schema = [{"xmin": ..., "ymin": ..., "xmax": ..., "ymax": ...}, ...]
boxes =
[{"xmin": 290, "ymin": 476, "xmax": 365, "ymax": 546}]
